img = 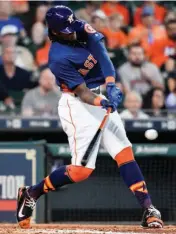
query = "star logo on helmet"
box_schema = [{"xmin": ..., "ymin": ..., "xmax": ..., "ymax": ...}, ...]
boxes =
[{"xmin": 68, "ymin": 14, "xmax": 74, "ymax": 23}]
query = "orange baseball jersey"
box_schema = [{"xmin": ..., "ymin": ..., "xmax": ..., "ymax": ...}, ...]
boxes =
[
  {"xmin": 101, "ymin": 28, "xmax": 128, "ymax": 49},
  {"xmin": 36, "ymin": 41, "xmax": 50, "ymax": 67},
  {"xmin": 149, "ymin": 37, "xmax": 176, "ymax": 67},
  {"xmin": 101, "ymin": 2, "xmax": 130, "ymax": 25},
  {"xmin": 134, "ymin": 3, "xmax": 166, "ymax": 26},
  {"xmin": 128, "ymin": 24, "xmax": 167, "ymax": 51}
]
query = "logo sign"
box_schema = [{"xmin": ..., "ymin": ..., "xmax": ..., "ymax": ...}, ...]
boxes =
[
  {"xmin": 84, "ymin": 24, "xmax": 96, "ymax": 34},
  {"xmin": 68, "ymin": 14, "xmax": 74, "ymax": 23},
  {"xmin": 0, "ymin": 149, "xmax": 36, "ymax": 222}
]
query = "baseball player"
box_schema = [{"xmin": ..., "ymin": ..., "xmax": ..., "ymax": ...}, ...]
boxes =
[{"xmin": 16, "ymin": 5, "xmax": 163, "ymax": 229}]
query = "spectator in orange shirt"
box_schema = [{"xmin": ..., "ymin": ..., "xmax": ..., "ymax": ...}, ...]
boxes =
[
  {"xmin": 149, "ymin": 19, "xmax": 176, "ymax": 72},
  {"xmin": 36, "ymin": 39, "xmax": 50, "ymax": 67},
  {"xmin": 101, "ymin": 13, "xmax": 128, "ymax": 49},
  {"xmin": 134, "ymin": 1, "xmax": 166, "ymax": 26},
  {"xmin": 128, "ymin": 6, "xmax": 166, "ymax": 52},
  {"xmin": 101, "ymin": 1, "xmax": 130, "ymax": 25},
  {"xmin": 11, "ymin": 0, "xmax": 29, "ymax": 14}
]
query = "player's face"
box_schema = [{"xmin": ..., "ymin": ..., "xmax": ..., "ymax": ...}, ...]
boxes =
[{"xmin": 53, "ymin": 31, "xmax": 77, "ymax": 41}]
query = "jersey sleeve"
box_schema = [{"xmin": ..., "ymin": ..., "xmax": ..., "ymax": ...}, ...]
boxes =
[
  {"xmin": 49, "ymin": 60, "xmax": 85, "ymax": 90},
  {"xmin": 77, "ymin": 22, "xmax": 115, "ymax": 79},
  {"xmin": 74, "ymin": 20, "xmax": 104, "ymax": 43},
  {"xmin": 84, "ymin": 23, "xmax": 104, "ymax": 43}
]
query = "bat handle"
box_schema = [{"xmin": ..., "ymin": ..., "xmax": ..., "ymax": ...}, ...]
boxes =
[
  {"xmin": 99, "ymin": 108, "xmax": 111, "ymax": 130},
  {"xmin": 107, "ymin": 107, "xmax": 112, "ymax": 114}
]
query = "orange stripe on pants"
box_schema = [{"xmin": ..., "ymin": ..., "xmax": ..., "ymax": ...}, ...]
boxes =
[
  {"xmin": 67, "ymin": 100, "xmax": 78, "ymax": 165},
  {"xmin": 115, "ymin": 146, "xmax": 135, "ymax": 167}
]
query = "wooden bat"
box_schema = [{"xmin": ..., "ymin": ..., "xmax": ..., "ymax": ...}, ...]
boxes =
[{"xmin": 81, "ymin": 108, "xmax": 111, "ymax": 166}]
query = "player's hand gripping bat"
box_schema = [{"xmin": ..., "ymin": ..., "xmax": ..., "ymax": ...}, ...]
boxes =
[{"xmin": 81, "ymin": 108, "xmax": 111, "ymax": 166}]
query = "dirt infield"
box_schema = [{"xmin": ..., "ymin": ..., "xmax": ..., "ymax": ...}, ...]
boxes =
[{"xmin": 0, "ymin": 224, "xmax": 176, "ymax": 234}]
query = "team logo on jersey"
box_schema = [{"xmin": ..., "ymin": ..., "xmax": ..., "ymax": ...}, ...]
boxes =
[
  {"xmin": 68, "ymin": 14, "xmax": 74, "ymax": 23},
  {"xmin": 78, "ymin": 54, "xmax": 97, "ymax": 76},
  {"xmin": 84, "ymin": 23, "xmax": 96, "ymax": 34}
]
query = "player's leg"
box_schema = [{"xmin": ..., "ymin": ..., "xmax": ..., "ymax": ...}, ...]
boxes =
[
  {"xmin": 16, "ymin": 94, "xmax": 101, "ymax": 228},
  {"xmin": 101, "ymin": 111, "xmax": 163, "ymax": 228}
]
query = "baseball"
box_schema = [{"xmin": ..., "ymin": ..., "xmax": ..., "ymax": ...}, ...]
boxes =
[{"xmin": 144, "ymin": 129, "xmax": 158, "ymax": 140}]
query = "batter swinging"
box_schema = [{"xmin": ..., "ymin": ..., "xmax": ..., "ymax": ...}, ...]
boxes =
[{"xmin": 16, "ymin": 5, "xmax": 163, "ymax": 229}]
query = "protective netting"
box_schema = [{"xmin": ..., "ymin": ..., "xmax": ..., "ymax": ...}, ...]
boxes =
[{"xmin": 48, "ymin": 155, "xmax": 176, "ymax": 223}]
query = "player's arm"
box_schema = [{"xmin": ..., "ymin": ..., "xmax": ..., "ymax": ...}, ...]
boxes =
[
  {"xmin": 91, "ymin": 39, "xmax": 122, "ymax": 104},
  {"xmin": 74, "ymin": 83, "xmax": 116, "ymax": 111},
  {"xmin": 74, "ymin": 21, "xmax": 122, "ymax": 103},
  {"xmin": 74, "ymin": 83, "xmax": 102, "ymax": 106},
  {"xmin": 84, "ymin": 24, "xmax": 122, "ymax": 104},
  {"xmin": 49, "ymin": 62, "xmax": 116, "ymax": 111}
]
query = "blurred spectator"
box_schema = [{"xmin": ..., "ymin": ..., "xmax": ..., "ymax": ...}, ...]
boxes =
[
  {"xmin": 118, "ymin": 44, "xmax": 164, "ymax": 96},
  {"xmin": 0, "ymin": 46, "xmax": 37, "ymax": 109},
  {"xmin": 101, "ymin": 13, "xmax": 128, "ymax": 49},
  {"xmin": 101, "ymin": 1, "xmax": 130, "ymax": 25},
  {"xmin": 35, "ymin": 3, "xmax": 49, "ymax": 23},
  {"xmin": 35, "ymin": 38, "xmax": 50, "ymax": 67},
  {"xmin": 0, "ymin": 25, "xmax": 36, "ymax": 71},
  {"xmin": 149, "ymin": 19, "xmax": 176, "ymax": 72},
  {"xmin": 22, "ymin": 68, "xmax": 61, "ymax": 117},
  {"xmin": 11, "ymin": 0, "xmax": 29, "ymax": 14},
  {"xmin": 120, "ymin": 91, "xmax": 149, "ymax": 119},
  {"xmin": 0, "ymin": 1, "xmax": 27, "ymax": 39},
  {"xmin": 32, "ymin": 9, "xmax": 51, "ymax": 67},
  {"xmin": 31, "ymin": 22, "xmax": 46, "ymax": 46},
  {"xmin": 165, "ymin": 71, "xmax": 176, "ymax": 109},
  {"xmin": 91, "ymin": 10, "xmax": 108, "ymax": 32},
  {"xmin": 133, "ymin": 1, "xmax": 166, "ymax": 26},
  {"xmin": 164, "ymin": 10, "xmax": 176, "ymax": 24},
  {"xmin": 143, "ymin": 88, "xmax": 165, "ymax": 117},
  {"xmin": 128, "ymin": 6, "xmax": 166, "ymax": 51},
  {"xmin": 75, "ymin": 1, "xmax": 100, "ymax": 23}
]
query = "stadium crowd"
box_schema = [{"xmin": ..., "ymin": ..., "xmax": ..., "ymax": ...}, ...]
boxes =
[{"xmin": 0, "ymin": 0, "xmax": 175, "ymax": 119}]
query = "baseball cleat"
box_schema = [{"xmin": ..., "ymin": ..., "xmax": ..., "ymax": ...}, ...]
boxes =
[
  {"xmin": 16, "ymin": 186, "xmax": 36, "ymax": 229},
  {"xmin": 141, "ymin": 205, "xmax": 163, "ymax": 228}
]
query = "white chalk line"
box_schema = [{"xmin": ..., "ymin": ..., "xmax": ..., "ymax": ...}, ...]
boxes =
[{"xmin": 6, "ymin": 229, "xmax": 151, "ymax": 234}]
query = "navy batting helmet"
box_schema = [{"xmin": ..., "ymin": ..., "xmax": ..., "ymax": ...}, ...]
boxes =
[{"xmin": 46, "ymin": 5, "xmax": 76, "ymax": 34}]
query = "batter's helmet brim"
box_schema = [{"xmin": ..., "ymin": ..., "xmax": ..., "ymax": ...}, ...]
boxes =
[{"xmin": 60, "ymin": 26, "xmax": 75, "ymax": 34}]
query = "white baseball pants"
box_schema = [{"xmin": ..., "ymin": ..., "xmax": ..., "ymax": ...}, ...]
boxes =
[{"xmin": 58, "ymin": 93, "xmax": 132, "ymax": 169}]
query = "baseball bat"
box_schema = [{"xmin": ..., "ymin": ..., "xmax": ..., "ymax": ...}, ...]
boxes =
[{"xmin": 81, "ymin": 108, "xmax": 111, "ymax": 166}]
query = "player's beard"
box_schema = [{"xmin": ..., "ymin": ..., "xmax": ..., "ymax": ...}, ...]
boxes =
[
  {"xmin": 58, "ymin": 32, "xmax": 77, "ymax": 41},
  {"xmin": 67, "ymin": 32, "xmax": 77, "ymax": 41}
]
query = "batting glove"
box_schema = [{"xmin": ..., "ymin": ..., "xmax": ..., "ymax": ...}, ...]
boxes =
[
  {"xmin": 100, "ymin": 99, "xmax": 117, "ymax": 113},
  {"xmin": 106, "ymin": 83, "xmax": 123, "ymax": 107}
]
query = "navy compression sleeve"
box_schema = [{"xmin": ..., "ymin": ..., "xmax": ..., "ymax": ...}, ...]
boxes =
[{"xmin": 88, "ymin": 39, "xmax": 116, "ymax": 79}]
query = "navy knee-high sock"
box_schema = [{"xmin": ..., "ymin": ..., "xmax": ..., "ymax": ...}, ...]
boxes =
[
  {"xmin": 119, "ymin": 161, "xmax": 152, "ymax": 209},
  {"xmin": 28, "ymin": 165, "xmax": 73, "ymax": 200}
]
